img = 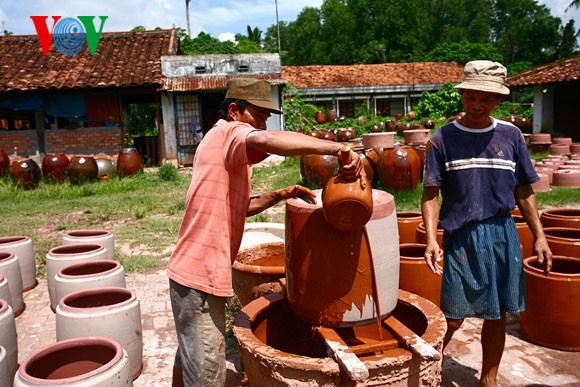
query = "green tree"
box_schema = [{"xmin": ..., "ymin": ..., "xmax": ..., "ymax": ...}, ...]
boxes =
[
  {"xmin": 415, "ymin": 82, "xmax": 463, "ymax": 119},
  {"xmin": 180, "ymin": 32, "xmax": 237, "ymax": 55},
  {"xmin": 283, "ymin": 8, "xmax": 324, "ymax": 65},
  {"xmin": 425, "ymin": 41, "xmax": 503, "ymax": 64}
]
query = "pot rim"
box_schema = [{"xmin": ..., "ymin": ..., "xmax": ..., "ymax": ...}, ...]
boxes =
[
  {"xmin": 0, "ymin": 235, "xmax": 29, "ymax": 245},
  {"xmin": 64, "ymin": 229, "xmax": 112, "ymax": 238},
  {"xmin": 523, "ymin": 255, "xmax": 580, "ymax": 279},
  {"xmin": 57, "ymin": 260, "xmax": 122, "ymax": 278},
  {"xmin": 48, "ymin": 243, "xmax": 105, "ymax": 256},
  {"xmin": 541, "ymin": 208, "xmax": 580, "ymax": 219},
  {"xmin": 0, "ymin": 298, "xmax": 8, "ymax": 313},
  {"xmin": 234, "ymin": 242, "xmax": 285, "ymax": 275},
  {"xmin": 542, "ymin": 227, "xmax": 580, "ymax": 240},
  {"xmin": 0, "ymin": 251, "xmax": 15, "ymax": 262},
  {"xmin": 59, "ymin": 286, "xmax": 135, "ymax": 310}
]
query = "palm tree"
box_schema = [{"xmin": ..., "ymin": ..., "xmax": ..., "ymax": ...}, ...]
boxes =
[
  {"xmin": 185, "ymin": 0, "xmax": 191, "ymax": 37},
  {"xmin": 567, "ymin": 0, "xmax": 580, "ymax": 11},
  {"xmin": 246, "ymin": 25, "xmax": 262, "ymax": 45}
]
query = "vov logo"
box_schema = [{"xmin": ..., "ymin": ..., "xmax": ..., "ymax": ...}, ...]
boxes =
[{"xmin": 30, "ymin": 16, "xmax": 108, "ymax": 56}]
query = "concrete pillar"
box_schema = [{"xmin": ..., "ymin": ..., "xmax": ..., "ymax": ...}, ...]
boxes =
[
  {"xmin": 533, "ymin": 85, "xmax": 554, "ymax": 133},
  {"xmin": 160, "ymin": 92, "xmax": 178, "ymax": 163}
]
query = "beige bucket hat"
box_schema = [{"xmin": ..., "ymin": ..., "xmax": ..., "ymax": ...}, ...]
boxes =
[
  {"xmin": 454, "ymin": 60, "xmax": 510, "ymax": 95},
  {"xmin": 225, "ymin": 78, "xmax": 282, "ymax": 114}
]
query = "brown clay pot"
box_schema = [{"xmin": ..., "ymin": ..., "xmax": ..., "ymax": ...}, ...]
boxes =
[
  {"xmin": 377, "ymin": 146, "xmax": 421, "ymax": 191},
  {"xmin": 403, "ymin": 129, "xmax": 430, "ymax": 145},
  {"xmin": 531, "ymin": 133, "xmax": 552, "ymax": 144},
  {"xmin": 326, "ymin": 109, "xmax": 337, "ymax": 123},
  {"xmin": 42, "ymin": 154, "xmax": 70, "ymax": 183},
  {"xmin": 531, "ymin": 173, "xmax": 550, "ymax": 192},
  {"xmin": 422, "ymin": 119, "xmax": 435, "ymax": 130},
  {"xmin": 68, "ymin": 156, "xmax": 98, "ymax": 185},
  {"xmin": 553, "ymin": 137, "xmax": 573, "ymax": 145},
  {"xmin": 571, "ymin": 143, "xmax": 580, "ymax": 153},
  {"xmin": 117, "ymin": 148, "xmax": 143, "ymax": 177},
  {"xmin": 399, "ymin": 243, "xmax": 442, "ymax": 306},
  {"xmin": 10, "ymin": 159, "xmax": 41, "ymax": 190},
  {"xmin": 416, "ymin": 222, "xmax": 444, "ymax": 247},
  {"xmin": 520, "ymin": 256, "xmax": 580, "ymax": 351},
  {"xmin": 300, "ymin": 154, "xmax": 339, "ymax": 188},
  {"xmin": 552, "ymin": 169, "xmax": 580, "ymax": 187},
  {"xmin": 531, "ymin": 143, "xmax": 551, "ymax": 153},
  {"xmin": 395, "ymin": 122, "xmax": 411, "ymax": 135},
  {"xmin": 512, "ymin": 215, "xmax": 535, "ymax": 259},
  {"xmin": 397, "ymin": 211, "xmax": 423, "ymax": 244},
  {"xmin": 540, "ymin": 208, "xmax": 580, "ymax": 229},
  {"xmin": 543, "ymin": 227, "xmax": 580, "ymax": 258},
  {"xmin": 321, "ymin": 130, "xmax": 336, "ymax": 142},
  {"xmin": 0, "ymin": 149, "xmax": 9, "ymax": 177},
  {"xmin": 549, "ymin": 144, "xmax": 571, "ymax": 156},
  {"xmin": 314, "ymin": 111, "xmax": 327, "ymax": 124},
  {"xmin": 385, "ymin": 120, "xmax": 396, "ymax": 132},
  {"xmin": 355, "ymin": 148, "xmax": 377, "ymax": 183},
  {"xmin": 336, "ymin": 128, "xmax": 356, "ymax": 142}
]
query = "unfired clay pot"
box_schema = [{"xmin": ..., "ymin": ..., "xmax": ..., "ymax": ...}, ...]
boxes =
[
  {"xmin": 56, "ymin": 287, "xmax": 143, "ymax": 380},
  {"xmin": 530, "ymin": 133, "xmax": 552, "ymax": 143},
  {"xmin": 300, "ymin": 154, "xmax": 339, "ymax": 188},
  {"xmin": 0, "ymin": 299, "xmax": 18, "ymax": 382},
  {"xmin": 10, "ymin": 159, "xmax": 41, "ymax": 189},
  {"xmin": 552, "ymin": 169, "xmax": 580, "ymax": 187},
  {"xmin": 0, "ymin": 345, "xmax": 10, "ymax": 387},
  {"xmin": 362, "ymin": 132, "xmax": 395, "ymax": 149},
  {"xmin": 399, "ymin": 243, "xmax": 442, "ymax": 306},
  {"xmin": 233, "ymin": 242, "xmax": 285, "ymax": 306},
  {"xmin": 0, "ymin": 252, "xmax": 25, "ymax": 316},
  {"xmin": 117, "ymin": 148, "xmax": 143, "ymax": 177},
  {"xmin": 531, "ymin": 173, "xmax": 550, "ymax": 192},
  {"xmin": 41, "ymin": 153, "xmax": 70, "ymax": 183},
  {"xmin": 543, "ymin": 227, "xmax": 580, "ymax": 258},
  {"xmin": 540, "ymin": 208, "xmax": 580, "ymax": 229},
  {"xmin": 396, "ymin": 211, "xmax": 423, "ymax": 244},
  {"xmin": 535, "ymin": 167, "xmax": 554, "ymax": 184},
  {"xmin": 0, "ymin": 275, "xmax": 11, "ymax": 311},
  {"xmin": 13, "ymin": 337, "xmax": 132, "ymax": 386},
  {"xmin": 377, "ymin": 146, "xmax": 421, "ymax": 191},
  {"xmin": 62, "ymin": 229, "xmax": 116, "ymax": 260},
  {"xmin": 549, "ymin": 144, "xmax": 571, "ymax": 156},
  {"xmin": 520, "ymin": 256, "xmax": 580, "ymax": 351},
  {"xmin": 552, "ymin": 137, "xmax": 573, "ymax": 145},
  {"xmin": 0, "ymin": 235, "xmax": 37, "ymax": 291}
]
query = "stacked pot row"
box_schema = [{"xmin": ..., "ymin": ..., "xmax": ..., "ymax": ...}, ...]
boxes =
[{"xmin": 534, "ymin": 153, "xmax": 580, "ymax": 190}]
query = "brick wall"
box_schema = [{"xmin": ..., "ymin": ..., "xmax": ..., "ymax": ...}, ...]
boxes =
[{"xmin": 0, "ymin": 130, "xmax": 37, "ymax": 156}]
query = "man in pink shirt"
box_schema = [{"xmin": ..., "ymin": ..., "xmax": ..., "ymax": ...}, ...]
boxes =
[{"xmin": 168, "ymin": 78, "xmax": 363, "ymax": 386}]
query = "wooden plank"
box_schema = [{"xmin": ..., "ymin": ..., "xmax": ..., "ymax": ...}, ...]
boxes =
[
  {"xmin": 316, "ymin": 327, "xmax": 369, "ymax": 381},
  {"xmin": 383, "ymin": 316, "xmax": 442, "ymax": 361},
  {"xmin": 349, "ymin": 339, "xmax": 398, "ymax": 355}
]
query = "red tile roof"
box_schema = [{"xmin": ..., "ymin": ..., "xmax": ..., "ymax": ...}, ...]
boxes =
[
  {"xmin": 0, "ymin": 29, "xmax": 178, "ymax": 92},
  {"xmin": 281, "ymin": 62, "xmax": 464, "ymax": 88},
  {"xmin": 506, "ymin": 56, "xmax": 580, "ymax": 87},
  {"xmin": 163, "ymin": 73, "xmax": 285, "ymax": 91}
]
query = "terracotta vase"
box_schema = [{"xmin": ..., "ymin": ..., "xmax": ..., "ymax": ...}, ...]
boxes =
[
  {"xmin": 0, "ymin": 149, "xmax": 10, "ymax": 177},
  {"xmin": 355, "ymin": 147, "xmax": 378, "ymax": 183},
  {"xmin": 0, "ymin": 236, "xmax": 37, "ymax": 291},
  {"xmin": 96, "ymin": 158, "xmax": 115, "ymax": 178},
  {"xmin": 520, "ymin": 256, "xmax": 580, "ymax": 351},
  {"xmin": 422, "ymin": 119, "xmax": 435, "ymax": 130},
  {"xmin": 0, "ymin": 252, "xmax": 25, "ymax": 317},
  {"xmin": 543, "ymin": 227, "xmax": 580, "ymax": 258},
  {"xmin": 362, "ymin": 132, "xmax": 395, "ymax": 149},
  {"xmin": 55, "ymin": 260, "xmax": 127, "ymax": 307},
  {"xmin": 13, "ymin": 337, "xmax": 132, "ymax": 386},
  {"xmin": 62, "ymin": 229, "xmax": 116, "ymax": 260},
  {"xmin": 300, "ymin": 154, "xmax": 339, "ymax": 188},
  {"xmin": 46, "ymin": 244, "xmax": 109, "ymax": 312},
  {"xmin": 552, "ymin": 169, "xmax": 580, "ymax": 187},
  {"xmin": 326, "ymin": 109, "xmax": 338, "ymax": 123},
  {"xmin": 540, "ymin": 208, "xmax": 580, "ymax": 229},
  {"xmin": 403, "ymin": 129, "xmax": 430, "ymax": 145},
  {"xmin": 117, "ymin": 148, "xmax": 143, "ymax": 177},
  {"xmin": 314, "ymin": 111, "xmax": 327, "ymax": 124},
  {"xmin": 399, "ymin": 243, "xmax": 442, "ymax": 306},
  {"xmin": 377, "ymin": 146, "xmax": 421, "ymax": 191},
  {"xmin": 512, "ymin": 215, "xmax": 535, "ymax": 259},
  {"xmin": 397, "ymin": 211, "xmax": 423, "ymax": 244},
  {"xmin": 416, "ymin": 222, "xmax": 445, "ymax": 247},
  {"xmin": 0, "ymin": 299, "xmax": 18, "ymax": 382},
  {"xmin": 233, "ymin": 242, "xmax": 285, "ymax": 306},
  {"xmin": 10, "ymin": 159, "xmax": 41, "ymax": 189},
  {"xmin": 41, "ymin": 153, "xmax": 69, "ymax": 183},
  {"xmin": 68, "ymin": 156, "xmax": 98, "ymax": 185},
  {"xmin": 56, "ymin": 287, "xmax": 143, "ymax": 380},
  {"xmin": 0, "ymin": 345, "xmax": 10, "ymax": 387}
]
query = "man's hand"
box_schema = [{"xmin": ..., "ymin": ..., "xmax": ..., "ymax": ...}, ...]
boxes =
[
  {"xmin": 424, "ymin": 241, "xmax": 444, "ymax": 275},
  {"xmin": 534, "ymin": 237, "xmax": 553, "ymax": 276},
  {"xmin": 276, "ymin": 185, "xmax": 317, "ymax": 204},
  {"xmin": 336, "ymin": 147, "xmax": 366, "ymax": 189}
]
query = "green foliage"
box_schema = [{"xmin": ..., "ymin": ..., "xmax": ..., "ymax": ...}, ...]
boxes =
[
  {"xmin": 126, "ymin": 103, "xmax": 157, "ymax": 137},
  {"xmin": 415, "ymin": 83, "xmax": 463, "ymax": 120},
  {"xmin": 180, "ymin": 32, "xmax": 237, "ymax": 55},
  {"xmin": 158, "ymin": 163, "xmax": 180, "ymax": 182},
  {"xmin": 282, "ymin": 85, "xmax": 321, "ymax": 132},
  {"xmin": 425, "ymin": 41, "xmax": 503, "ymax": 64}
]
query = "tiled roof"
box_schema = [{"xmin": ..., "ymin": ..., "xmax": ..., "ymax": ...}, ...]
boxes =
[
  {"xmin": 506, "ymin": 56, "xmax": 580, "ymax": 87},
  {"xmin": 281, "ymin": 62, "xmax": 464, "ymax": 89},
  {"xmin": 163, "ymin": 74, "xmax": 285, "ymax": 91},
  {"xmin": 0, "ymin": 29, "xmax": 178, "ymax": 92}
]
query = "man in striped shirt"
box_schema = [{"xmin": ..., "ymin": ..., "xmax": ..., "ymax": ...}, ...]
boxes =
[{"xmin": 421, "ymin": 61, "xmax": 552, "ymax": 386}]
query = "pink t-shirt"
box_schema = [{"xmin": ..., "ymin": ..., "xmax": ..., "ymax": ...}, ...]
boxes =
[{"xmin": 167, "ymin": 119, "xmax": 267, "ymax": 297}]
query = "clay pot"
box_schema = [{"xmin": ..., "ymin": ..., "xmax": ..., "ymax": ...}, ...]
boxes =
[
  {"xmin": 233, "ymin": 242, "xmax": 285, "ymax": 306},
  {"xmin": 0, "ymin": 299, "xmax": 18, "ymax": 382},
  {"xmin": 553, "ymin": 137, "xmax": 573, "ymax": 145},
  {"xmin": 552, "ymin": 169, "xmax": 580, "ymax": 187},
  {"xmin": 68, "ymin": 156, "xmax": 98, "ymax": 185},
  {"xmin": 0, "ymin": 275, "xmax": 11, "ymax": 312},
  {"xmin": 535, "ymin": 167, "xmax": 554, "ymax": 183},
  {"xmin": 96, "ymin": 158, "xmax": 115, "ymax": 178},
  {"xmin": 549, "ymin": 144, "xmax": 571, "ymax": 156},
  {"xmin": 377, "ymin": 146, "xmax": 421, "ymax": 191},
  {"xmin": 41, "ymin": 153, "xmax": 69, "ymax": 183},
  {"xmin": 62, "ymin": 229, "xmax": 116, "ymax": 261},
  {"xmin": 308, "ymin": 130, "xmax": 322, "ymax": 139},
  {"xmin": 56, "ymin": 287, "xmax": 143, "ymax": 380},
  {"xmin": 240, "ymin": 222, "xmax": 285, "ymax": 249},
  {"xmin": 10, "ymin": 159, "xmax": 41, "ymax": 189},
  {"xmin": 336, "ymin": 128, "xmax": 356, "ymax": 142},
  {"xmin": 543, "ymin": 228, "xmax": 580, "ymax": 258},
  {"xmin": 531, "ymin": 143, "xmax": 551, "ymax": 153},
  {"xmin": 46, "ymin": 244, "xmax": 109, "ymax": 312},
  {"xmin": 396, "ymin": 113, "xmax": 404, "ymax": 120},
  {"xmin": 520, "ymin": 256, "xmax": 580, "ymax": 351},
  {"xmin": 0, "ymin": 252, "xmax": 25, "ymax": 317},
  {"xmin": 416, "ymin": 222, "xmax": 444, "ymax": 247},
  {"xmin": 414, "ymin": 144, "xmax": 427, "ymax": 179},
  {"xmin": 403, "ymin": 129, "xmax": 430, "ymax": 145},
  {"xmin": 422, "ymin": 119, "xmax": 435, "ymax": 130},
  {"xmin": 512, "ymin": 215, "xmax": 535, "ymax": 259},
  {"xmin": 356, "ymin": 148, "xmax": 378, "ymax": 183},
  {"xmin": 571, "ymin": 143, "xmax": 580, "ymax": 153},
  {"xmin": 55, "ymin": 260, "xmax": 127, "ymax": 307},
  {"xmin": 397, "ymin": 211, "xmax": 423, "ymax": 244},
  {"xmin": 321, "ymin": 130, "xmax": 336, "ymax": 142},
  {"xmin": 13, "ymin": 337, "xmax": 132, "ymax": 386},
  {"xmin": 326, "ymin": 109, "xmax": 338, "ymax": 123},
  {"xmin": 531, "ymin": 133, "xmax": 552, "ymax": 143},
  {"xmin": 399, "ymin": 243, "xmax": 442, "ymax": 306},
  {"xmin": 395, "ymin": 122, "xmax": 411, "ymax": 135},
  {"xmin": 535, "ymin": 161, "xmax": 560, "ymax": 171},
  {"xmin": 385, "ymin": 120, "xmax": 396, "ymax": 132},
  {"xmin": 531, "ymin": 173, "xmax": 550, "ymax": 192},
  {"xmin": 0, "ymin": 149, "xmax": 10, "ymax": 177},
  {"xmin": 540, "ymin": 208, "xmax": 580, "ymax": 229},
  {"xmin": 371, "ymin": 124, "xmax": 382, "ymax": 133},
  {"xmin": 0, "ymin": 346, "xmax": 10, "ymax": 387},
  {"xmin": 314, "ymin": 111, "xmax": 327, "ymax": 124},
  {"xmin": 0, "ymin": 236, "xmax": 37, "ymax": 292},
  {"xmin": 362, "ymin": 132, "xmax": 395, "ymax": 149},
  {"xmin": 116, "ymin": 148, "xmax": 143, "ymax": 177},
  {"xmin": 300, "ymin": 154, "xmax": 339, "ymax": 188}
]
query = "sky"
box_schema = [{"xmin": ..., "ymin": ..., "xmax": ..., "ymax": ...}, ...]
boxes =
[{"xmin": 0, "ymin": 0, "xmax": 578, "ymax": 43}]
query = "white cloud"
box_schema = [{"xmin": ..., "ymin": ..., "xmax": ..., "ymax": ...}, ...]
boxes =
[{"xmin": 218, "ymin": 32, "xmax": 236, "ymax": 42}]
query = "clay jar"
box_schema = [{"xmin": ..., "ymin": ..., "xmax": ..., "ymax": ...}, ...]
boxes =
[
  {"xmin": 403, "ymin": 129, "xmax": 430, "ymax": 145},
  {"xmin": 540, "ymin": 208, "xmax": 580, "ymax": 229},
  {"xmin": 0, "ymin": 299, "xmax": 18, "ymax": 382},
  {"xmin": 96, "ymin": 158, "xmax": 115, "ymax": 178},
  {"xmin": 336, "ymin": 128, "xmax": 356, "ymax": 142},
  {"xmin": 377, "ymin": 146, "xmax": 421, "ymax": 192},
  {"xmin": 62, "ymin": 229, "xmax": 116, "ymax": 260},
  {"xmin": 552, "ymin": 169, "xmax": 580, "ymax": 187},
  {"xmin": 326, "ymin": 109, "xmax": 338, "ymax": 123},
  {"xmin": 543, "ymin": 227, "xmax": 580, "ymax": 258},
  {"xmin": 512, "ymin": 215, "xmax": 535, "ymax": 259},
  {"xmin": 362, "ymin": 132, "xmax": 395, "ymax": 149},
  {"xmin": 41, "ymin": 153, "xmax": 70, "ymax": 183},
  {"xmin": 0, "ymin": 149, "xmax": 10, "ymax": 177},
  {"xmin": 68, "ymin": 156, "xmax": 98, "ymax": 185},
  {"xmin": 117, "ymin": 148, "xmax": 143, "ymax": 177},
  {"xmin": 321, "ymin": 130, "xmax": 336, "ymax": 142},
  {"xmin": 520, "ymin": 256, "xmax": 580, "ymax": 351},
  {"xmin": 0, "ymin": 236, "xmax": 37, "ymax": 292},
  {"xmin": 416, "ymin": 222, "xmax": 445, "ymax": 247},
  {"xmin": 10, "ymin": 159, "xmax": 41, "ymax": 190},
  {"xmin": 300, "ymin": 154, "xmax": 339, "ymax": 188},
  {"xmin": 399, "ymin": 243, "xmax": 442, "ymax": 306},
  {"xmin": 397, "ymin": 211, "xmax": 423, "ymax": 244},
  {"xmin": 356, "ymin": 147, "xmax": 378, "ymax": 183},
  {"xmin": 232, "ymin": 242, "xmax": 285, "ymax": 306},
  {"xmin": 314, "ymin": 111, "xmax": 327, "ymax": 124},
  {"xmin": 0, "ymin": 252, "xmax": 25, "ymax": 317}
]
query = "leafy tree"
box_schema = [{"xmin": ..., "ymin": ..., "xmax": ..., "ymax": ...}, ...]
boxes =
[
  {"xmin": 425, "ymin": 41, "xmax": 503, "ymax": 64},
  {"xmin": 131, "ymin": 26, "xmax": 146, "ymax": 31},
  {"xmin": 283, "ymin": 8, "xmax": 324, "ymax": 65},
  {"xmin": 180, "ymin": 32, "xmax": 237, "ymax": 55},
  {"xmin": 415, "ymin": 83, "xmax": 463, "ymax": 119}
]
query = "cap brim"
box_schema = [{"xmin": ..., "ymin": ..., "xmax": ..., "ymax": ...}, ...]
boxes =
[
  {"xmin": 249, "ymin": 100, "xmax": 283, "ymax": 114},
  {"xmin": 455, "ymin": 82, "xmax": 510, "ymax": 95}
]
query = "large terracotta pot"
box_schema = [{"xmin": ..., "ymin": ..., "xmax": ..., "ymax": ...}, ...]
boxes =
[
  {"xmin": 520, "ymin": 256, "xmax": 580, "ymax": 351},
  {"xmin": 13, "ymin": 337, "xmax": 132, "ymax": 386},
  {"xmin": 117, "ymin": 148, "xmax": 143, "ymax": 177},
  {"xmin": 399, "ymin": 243, "xmax": 442, "ymax": 306},
  {"xmin": 549, "ymin": 144, "xmax": 571, "ymax": 156},
  {"xmin": 543, "ymin": 227, "xmax": 580, "ymax": 258},
  {"xmin": 300, "ymin": 154, "xmax": 339, "ymax": 188},
  {"xmin": 233, "ymin": 242, "xmax": 285, "ymax": 306},
  {"xmin": 10, "ymin": 159, "xmax": 41, "ymax": 189},
  {"xmin": 68, "ymin": 156, "xmax": 98, "ymax": 185},
  {"xmin": 0, "ymin": 236, "xmax": 37, "ymax": 291},
  {"xmin": 0, "ymin": 345, "xmax": 10, "ymax": 387},
  {"xmin": 530, "ymin": 133, "xmax": 552, "ymax": 144},
  {"xmin": 540, "ymin": 208, "xmax": 580, "ymax": 229},
  {"xmin": 362, "ymin": 132, "xmax": 395, "ymax": 149},
  {"xmin": 0, "ymin": 252, "xmax": 25, "ymax": 317},
  {"xmin": 62, "ymin": 229, "xmax": 116, "ymax": 261},
  {"xmin": 41, "ymin": 153, "xmax": 69, "ymax": 183},
  {"xmin": 0, "ymin": 149, "xmax": 10, "ymax": 177},
  {"xmin": 314, "ymin": 111, "xmax": 327, "ymax": 124},
  {"xmin": 46, "ymin": 244, "xmax": 109, "ymax": 311},
  {"xmin": 377, "ymin": 146, "xmax": 421, "ymax": 191},
  {"xmin": 335, "ymin": 128, "xmax": 356, "ymax": 142},
  {"xmin": 552, "ymin": 169, "xmax": 580, "ymax": 187},
  {"xmin": 397, "ymin": 211, "xmax": 423, "ymax": 244},
  {"xmin": 0, "ymin": 275, "xmax": 11, "ymax": 311},
  {"xmin": 355, "ymin": 147, "xmax": 378, "ymax": 183},
  {"xmin": 56, "ymin": 287, "xmax": 143, "ymax": 380},
  {"xmin": 416, "ymin": 222, "xmax": 445, "ymax": 247},
  {"xmin": 512, "ymin": 215, "xmax": 535, "ymax": 259},
  {"xmin": 0, "ymin": 299, "xmax": 18, "ymax": 382}
]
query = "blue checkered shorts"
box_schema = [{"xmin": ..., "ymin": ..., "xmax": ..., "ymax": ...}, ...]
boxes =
[{"xmin": 440, "ymin": 214, "xmax": 526, "ymax": 320}]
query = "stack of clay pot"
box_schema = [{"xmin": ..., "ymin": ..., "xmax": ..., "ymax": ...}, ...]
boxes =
[
  {"xmin": 535, "ymin": 149, "xmax": 580, "ymax": 189},
  {"xmin": 529, "ymin": 133, "xmax": 552, "ymax": 153}
]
